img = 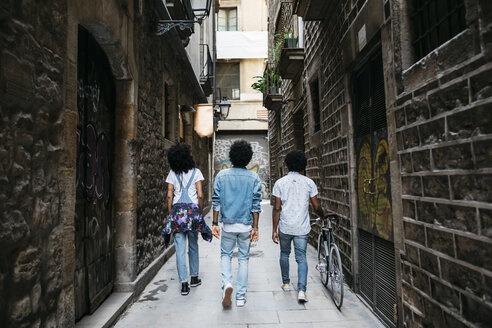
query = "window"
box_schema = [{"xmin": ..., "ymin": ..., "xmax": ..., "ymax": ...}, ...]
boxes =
[
  {"xmin": 217, "ymin": 7, "xmax": 237, "ymax": 31},
  {"xmin": 216, "ymin": 62, "xmax": 240, "ymax": 100},
  {"xmin": 412, "ymin": 0, "xmax": 466, "ymax": 60},
  {"xmin": 310, "ymin": 78, "xmax": 321, "ymax": 132}
]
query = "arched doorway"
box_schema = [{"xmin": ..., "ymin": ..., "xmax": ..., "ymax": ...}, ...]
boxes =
[{"xmin": 74, "ymin": 26, "xmax": 116, "ymax": 320}]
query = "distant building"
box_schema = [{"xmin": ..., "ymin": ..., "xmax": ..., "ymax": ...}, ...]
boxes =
[
  {"xmin": 214, "ymin": 0, "xmax": 270, "ymax": 198},
  {"xmin": 266, "ymin": 0, "xmax": 492, "ymax": 326},
  {"xmin": 0, "ymin": 0, "xmax": 214, "ymax": 326}
]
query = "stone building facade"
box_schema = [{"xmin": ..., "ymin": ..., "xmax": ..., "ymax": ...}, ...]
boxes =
[
  {"xmin": 0, "ymin": 0, "xmax": 213, "ymax": 327},
  {"xmin": 266, "ymin": 0, "xmax": 491, "ymax": 327}
]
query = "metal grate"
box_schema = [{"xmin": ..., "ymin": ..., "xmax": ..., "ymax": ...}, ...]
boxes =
[
  {"xmin": 375, "ymin": 236, "xmax": 397, "ymax": 326},
  {"xmin": 359, "ymin": 229, "xmax": 374, "ymax": 304},
  {"xmin": 412, "ymin": 0, "xmax": 466, "ymax": 60}
]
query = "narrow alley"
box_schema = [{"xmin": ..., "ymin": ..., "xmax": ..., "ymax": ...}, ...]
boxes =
[{"xmin": 113, "ymin": 202, "xmax": 384, "ymax": 328}]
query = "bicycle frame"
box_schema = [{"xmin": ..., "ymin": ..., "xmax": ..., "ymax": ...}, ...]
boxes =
[{"xmin": 320, "ymin": 219, "xmax": 336, "ymax": 274}]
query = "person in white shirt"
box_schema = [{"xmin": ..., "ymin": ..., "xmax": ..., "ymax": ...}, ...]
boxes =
[
  {"xmin": 271, "ymin": 150, "xmax": 326, "ymax": 302},
  {"xmin": 165, "ymin": 143, "xmax": 205, "ymax": 296}
]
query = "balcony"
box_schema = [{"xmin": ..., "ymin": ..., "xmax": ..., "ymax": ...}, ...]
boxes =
[
  {"xmin": 199, "ymin": 44, "xmax": 213, "ymax": 96},
  {"xmin": 262, "ymin": 62, "xmax": 283, "ymax": 111},
  {"xmin": 165, "ymin": 0, "xmax": 194, "ymax": 39},
  {"xmin": 293, "ymin": 0, "xmax": 331, "ymax": 21},
  {"xmin": 276, "ymin": 2, "xmax": 304, "ymax": 80}
]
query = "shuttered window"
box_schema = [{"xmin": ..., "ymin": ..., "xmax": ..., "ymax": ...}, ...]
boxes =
[
  {"xmin": 216, "ymin": 62, "xmax": 240, "ymax": 100},
  {"xmin": 218, "ymin": 8, "xmax": 237, "ymax": 31}
]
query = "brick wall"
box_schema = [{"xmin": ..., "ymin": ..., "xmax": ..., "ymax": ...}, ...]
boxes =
[{"xmin": 393, "ymin": 0, "xmax": 492, "ymax": 326}]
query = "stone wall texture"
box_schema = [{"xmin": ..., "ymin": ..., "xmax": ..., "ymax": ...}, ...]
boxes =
[
  {"xmin": 267, "ymin": 0, "xmax": 492, "ymax": 326},
  {"xmin": 0, "ymin": 0, "xmax": 211, "ymax": 327}
]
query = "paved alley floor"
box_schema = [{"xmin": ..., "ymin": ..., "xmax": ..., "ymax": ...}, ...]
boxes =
[{"xmin": 114, "ymin": 202, "xmax": 385, "ymax": 328}]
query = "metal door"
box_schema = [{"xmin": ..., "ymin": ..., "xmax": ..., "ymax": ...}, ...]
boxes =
[
  {"xmin": 74, "ymin": 26, "xmax": 115, "ymax": 321},
  {"xmin": 353, "ymin": 51, "xmax": 397, "ymax": 326}
]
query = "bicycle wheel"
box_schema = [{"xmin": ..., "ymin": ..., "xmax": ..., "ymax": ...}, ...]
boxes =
[
  {"xmin": 329, "ymin": 243, "xmax": 344, "ymax": 308},
  {"xmin": 317, "ymin": 234, "xmax": 329, "ymax": 286}
]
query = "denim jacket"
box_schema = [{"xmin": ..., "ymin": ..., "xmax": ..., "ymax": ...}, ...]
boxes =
[{"xmin": 212, "ymin": 167, "xmax": 262, "ymax": 225}]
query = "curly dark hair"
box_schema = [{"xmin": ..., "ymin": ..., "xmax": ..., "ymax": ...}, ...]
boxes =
[
  {"xmin": 167, "ymin": 143, "xmax": 195, "ymax": 174},
  {"xmin": 284, "ymin": 150, "xmax": 307, "ymax": 172},
  {"xmin": 229, "ymin": 140, "xmax": 253, "ymax": 168}
]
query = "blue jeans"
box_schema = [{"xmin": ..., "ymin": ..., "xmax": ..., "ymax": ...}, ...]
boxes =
[
  {"xmin": 279, "ymin": 230, "xmax": 309, "ymax": 292},
  {"xmin": 174, "ymin": 231, "xmax": 199, "ymax": 283},
  {"xmin": 221, "ymin": 230, "xmax": 251, "ymax": 300}
]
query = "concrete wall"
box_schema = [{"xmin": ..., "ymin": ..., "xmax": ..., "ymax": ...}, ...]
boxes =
[{"xmin": 0, "ymin": 0, "xmax": 211, "ymax": 326}]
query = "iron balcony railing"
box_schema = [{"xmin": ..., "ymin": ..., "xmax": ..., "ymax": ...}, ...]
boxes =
[
  {"xmin": 277, "ymin": 1, "xmax": 303, "ymax": 50},
  {"xmin": 265, "ymin": 61, "xmax": 282, "ymax": 96}
]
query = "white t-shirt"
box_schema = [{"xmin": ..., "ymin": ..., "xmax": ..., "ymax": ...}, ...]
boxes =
[
  {"xmin": 222, "ymin": 222, "xmax": 252, "ymax": 233},
  {"xmin": 166, "ymin": 169, "xmax": 204, "ymax": 205},
  {"xmin": 272, "ymin": 172, "xmax": 318, "ymax": 235}
]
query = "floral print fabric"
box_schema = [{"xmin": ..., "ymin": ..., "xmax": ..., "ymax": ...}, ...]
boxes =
[{"xmin": 162, "ymin": 202, "xmax": 212, "ymax": 242}]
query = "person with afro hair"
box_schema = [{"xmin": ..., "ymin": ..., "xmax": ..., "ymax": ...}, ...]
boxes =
[
  {"xmin": 271, "ymin": 150, "xmax": 326, "ymax": 303},
  {"xmin": 211, "ymin": 140, "xmax": 262, "ymax": 308}
]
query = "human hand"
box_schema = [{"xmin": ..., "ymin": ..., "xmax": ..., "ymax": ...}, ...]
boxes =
[
  {"xmin": 212, "ymin": 225, "xmax": 221, "ymax": 239},
  {"xmin": 272, "ymin": 231, "xmax": 279, "ymax": 244},
  {"xmin": 250, "ymin": 229, "xmax": 259, "ymax": 242}
]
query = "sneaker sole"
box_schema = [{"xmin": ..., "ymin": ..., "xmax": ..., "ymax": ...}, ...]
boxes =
[
  {"xmin": 222, "ymin": 286, "xmax": 233, "ymax": 308},
  {"xmin": 236, "ymin": 300, "xmax": 246, "ymax": 307},
  {"xmin": 190, "ymin": 281, "xmax": 201, "ymax": 287},
  {"xmin": 181, "ymin": 291, "xmax": 190, "ymax": 296}
]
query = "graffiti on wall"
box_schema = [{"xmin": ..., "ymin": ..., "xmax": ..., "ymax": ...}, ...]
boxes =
[
  {"xmin": 215, "ymin": 136, "xmax": 270, "ymax": 198},
  {"xmin": 357, "ymin": 136, "xmax": 392, "ymax": 241},
  {"xmin": 76, "ymin": 123, "xmax": 111, "ymax": 207}
]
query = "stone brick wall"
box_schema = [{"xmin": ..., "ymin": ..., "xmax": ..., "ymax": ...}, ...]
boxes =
[
  {"xmin": 0, "ymin": 1, "xmax": 68, "ymax": 327},
  {"xmin": 394, "ymin": 0, "xmax": 492, "ymax": 326}
]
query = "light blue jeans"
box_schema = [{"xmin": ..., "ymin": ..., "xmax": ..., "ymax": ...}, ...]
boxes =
[
  {"xmin": 220, "ymin": 230, "xmax": 251, "ymax": 300},
  {"xmin": 174, "ymin": 231, "xmax": 199, "ymax": 283},
  {"xmin": 279, "ymin": 230, "xmax": 309, "ymax": 292}
]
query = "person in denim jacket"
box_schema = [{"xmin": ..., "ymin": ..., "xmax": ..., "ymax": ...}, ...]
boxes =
[{"xmin": 211, "ymin": 140, "xmax": 262, "ymax": 308}]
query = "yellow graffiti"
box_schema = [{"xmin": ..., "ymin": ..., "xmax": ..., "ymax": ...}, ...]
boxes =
[{"xmin": 357, "ymin": 139, "xmax": 393, "ymax": 241}]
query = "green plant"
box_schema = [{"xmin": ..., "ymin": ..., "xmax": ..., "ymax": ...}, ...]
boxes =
[
  {"xmin": 251, "ymin": 75, "xmax": 266, "ymax": 93},
  {"xmin": 273, "ymin": 38, "xmax": 283, "ymax": 65},
  {"xmin": 251, "ymin": 68, "xmax": 282, "ymax": 94}
]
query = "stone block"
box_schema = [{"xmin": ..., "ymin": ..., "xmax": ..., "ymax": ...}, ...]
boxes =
[
  {"xmin": 455, "ymin": 234, "xmax": 492, "ymax": 271},
  {"xmin": 423, "ymin": 175, "xmax": 449, "ymax": 199},
  {"xmin": 418, "ymin": 201, "xmax": 477, "ymax": 234},
  {"xmin": 412, "ymin": 150, "xmax": 430, "ymax": 172},
  {"xmin": 402, "ymin": 282, "xmax": 424, "ymax": 313},
  {"xmin": 402, "ymin": 176, "xmax": 422, "ymax": 196},
  {"xmin": 402, "ymin": 199, "xmax": 415, "ymax": 219},
  {"xmin": 31, "ymin": 283, "xmax": 42, "ymax": 314},
  {"xmin": 0, "ymin": 210, "xmax": 30, "ymax": 245},
  {"xmin": 402, "ymin": 262, "xmax": 411, "ymax": 283},
  {"xmin": 451, "ymin": 174, "xmax": 492, "ymax": 202},
  {"xmin": 461, "ymin": 293, "xmax": 492, "ymax": 327},
  {"xmin": 474, "ymin": 139, "xmax": 492, "ymax": 169},
  {"xmin": 401, "ymin": 126, "xmax": 420, "ymax": 148},
  {"xmin": 440, "ymin": 258, "xmax": 482, "ymax": 297},
  {"xmin": 480, "ymin": 208, "xmax": 492, "ymax": 238},
  {"xmin": 412, "ymin": 267, "xmax": 430, "ymax": 296},
  {"xmin": 422, "ymin": 298, "xmax": 445, "ymax": 327},
  {"xmin": 426, "ymin": 227, "xmax": 455, "ymax": 257},
  {"xmin": 404, "ymin": 243, "xmax": 420, "ymax": 266},
  {"xmin": 433, "ymin": 143, "xmax": 473, "ymax": 170},
  {"xmin": 400, "ymin": 153, "xmax": 412, "ymax": 173},
  {"xmin": 405, "ymin": 98, "xmax": 430, "ymax": 124},
  {"xmin": 470, "ymin": 67, "xmax": 492, "ymax": 101},
  {"xmin": 404, "ymin": 221, "xmax": 425, "ymax": 245},
  {"xmin": 428, "ymin": 81, "xmax": 469, "ymax": 117},
  {"xmin": 9, "ymin": 295, "xmax": 31, "ymax": 323},
  {"xmin": 447, "ymin": 106, "xmax": 492, "ymax": 139},
  {"xmin": 395, "ymin": 107, "xmax": 406, "ymax": 128},
  {"xmin": 419, "ymin": 118, "xmax": 445, "ymax": 145},
  {"xmin": 13, "ymin": 246, "xmax": 40, "ymax": 283},
  {"xmin": 420, "ymin": 249, "xmax": 440, "ymax": 277},
  {"xmin": 431, "ymin": 278, "xmax": 461, "ymax": 317}
]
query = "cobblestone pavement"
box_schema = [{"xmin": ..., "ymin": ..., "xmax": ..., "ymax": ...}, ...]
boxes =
[{"xmin": 114, "ymin": 202, "xmax": 385, "ymax": 328}]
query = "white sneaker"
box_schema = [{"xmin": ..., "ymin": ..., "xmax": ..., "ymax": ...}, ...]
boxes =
[
  {"xmin": 281, "ymin": 283, "xmax": 292, "ymax": 291},
  {"xmin": 236, "ymin": 299, "xmax": 246, "ymax": 307},
  {"xmin": 222, "ymin": 283, "xmax": 233, "ymax": 308},
  {"xmin": 298, "ymin": 291, "xmax": 308, "ymax": 302}
]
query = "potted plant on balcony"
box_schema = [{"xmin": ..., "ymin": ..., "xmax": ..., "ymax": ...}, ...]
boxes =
[
  {"xmin": 251, "ymin": 68, "xmax": 282, "ymax": 95},
  {"xmin": 283, "ymin": 32, "xmax": 298, "ymax": 48}
]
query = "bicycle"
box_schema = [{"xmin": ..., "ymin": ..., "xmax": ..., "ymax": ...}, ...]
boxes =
[{"xmin": 312, "ymin": 214, "xmax": 344, "ymax": 309}]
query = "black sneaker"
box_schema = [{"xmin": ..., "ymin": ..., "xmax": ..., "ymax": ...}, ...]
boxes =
[
  {"xmin": 181, "ymin": 282, "xmax": 190, "ymax": 295},
  {"xmin": 190, "ymin": 276, "xmax": 202, "ymax": 287}
]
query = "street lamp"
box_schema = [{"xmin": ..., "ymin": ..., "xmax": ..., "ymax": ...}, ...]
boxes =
[{"xmin": 214, "ymin": 96, "xmax": 231, "ymax": 120}]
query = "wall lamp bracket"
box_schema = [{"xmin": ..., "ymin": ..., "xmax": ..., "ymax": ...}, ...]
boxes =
[{"xmin": 156, "ymin": 19, "xmax": 203, "ymax": 36}]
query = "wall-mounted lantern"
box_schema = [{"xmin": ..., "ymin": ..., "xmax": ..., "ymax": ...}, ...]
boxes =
[{"xmin": 214, "ymin": 96, "xmax": 231, "ymax": 120}]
